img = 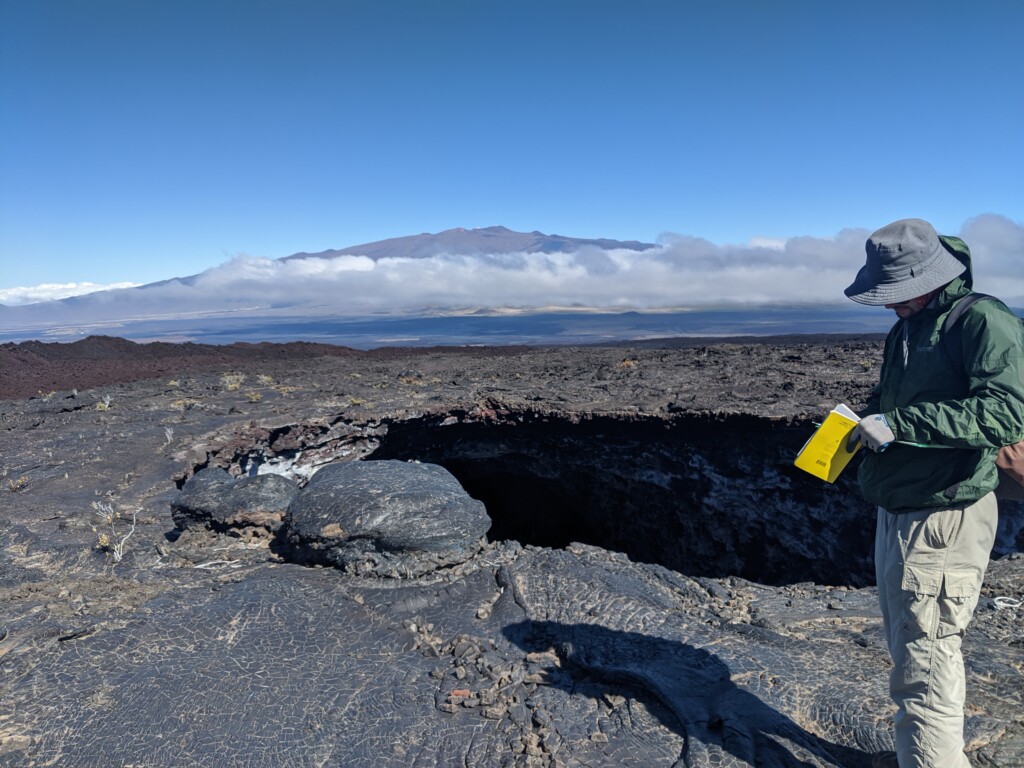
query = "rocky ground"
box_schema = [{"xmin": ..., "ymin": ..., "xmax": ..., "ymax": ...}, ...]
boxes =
[{"xmin": 1, "ymin": 335, "xmax": 1021, "ymax": 767}]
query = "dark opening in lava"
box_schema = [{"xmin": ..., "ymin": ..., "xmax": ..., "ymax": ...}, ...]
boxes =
[
  {"xmin": 441, "ymin": 459, "xmax": 597, "ymax": 551},
  {"xmin": 365, "ymin": 412, "xmax": 875, "ymax": 588}
]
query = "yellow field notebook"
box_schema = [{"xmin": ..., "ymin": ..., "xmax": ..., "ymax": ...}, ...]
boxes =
[{"xmin": 794, "ymin": 404, "xmax": 861, "ymax": 483}]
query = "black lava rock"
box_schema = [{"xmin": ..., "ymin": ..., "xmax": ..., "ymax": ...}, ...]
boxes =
[
  {"xmin": 285, "ymin": 459, "xmax": 490, "ymax": 575},
  {"xmin": 171, "ymin": 466, "xmax": 299, "ymax": 534}
]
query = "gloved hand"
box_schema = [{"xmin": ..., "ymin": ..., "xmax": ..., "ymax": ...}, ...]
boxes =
[{"xmin": 848, "ymin": 414, "xmax": 895, "ymax": 453}]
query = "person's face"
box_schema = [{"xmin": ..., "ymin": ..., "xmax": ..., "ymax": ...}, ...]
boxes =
[{"xmin": 884, "ymin": 292, "xmax": 934, "ymax": 319}]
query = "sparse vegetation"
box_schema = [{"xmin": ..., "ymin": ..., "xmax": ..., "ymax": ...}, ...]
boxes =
[
  {"xmin": 7, "ymin": 475, "xmax": 28, "ymax": 493},
  {"xmin": 38, "ymin": 390, "xmax": 56, "ymax": 401},
  {"xmin": 220, "ymin": 372, "xmax": 246, "ymax": 391},
  {"xmin": 91, "ymin": 500, "xmax": 137, "ymax": 563},
  {"xmin": 163, "ymin": 426, "xmax": 174, "ymax": 445},
  {"xmin": 256, "ymin": 374, "xmax": 275, "ymax": 385},
  {"xmin": 95, "ymin": 395, "xmax": 113, "ymax": 411},
  {"xmin": 244, "ymin": 391, "xmax": 263, "ymax": 403}
]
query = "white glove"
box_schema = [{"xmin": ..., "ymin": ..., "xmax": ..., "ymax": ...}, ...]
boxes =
[{"xmin": 849, "ymin": 414, "xmax": 895, "ymax": 453}]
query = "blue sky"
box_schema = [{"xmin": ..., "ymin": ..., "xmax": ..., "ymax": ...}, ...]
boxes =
[{"xmin": 1, "ymin": 0, "xmax": 1022, "ymax": 305}]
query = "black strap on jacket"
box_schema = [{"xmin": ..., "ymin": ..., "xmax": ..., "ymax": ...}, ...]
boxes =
[
  {"xmin": 939, "ymin": 293, "xmax": 1000, "ymax": 373},
  {"xmin": 943, "ymin": 292, "xmax": 997, "ymax": 336}
]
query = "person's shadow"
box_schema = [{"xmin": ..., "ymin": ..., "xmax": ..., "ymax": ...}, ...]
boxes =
[{"xmin": 502, "ymin": 620, "xmax": 874, "ymax": 767}]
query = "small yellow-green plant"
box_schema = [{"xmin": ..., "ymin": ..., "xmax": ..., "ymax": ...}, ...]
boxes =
[
  {"xmin": 95, "ymin": 395, "xmax": 113, "ymax": 411},
  {"xmin": 91, "ymin": 500, "xmax": 136, "ymax": 564},
  {"xmin": 244, "ymin": 391, "xmax": 263, "ymax": 403},
  {"xmin": 7, "ymin": 476, "xmax": 28, "ymax": 493},
  {"xmin": 256, "ymin": 374, "xmax": 275, "ymax": 385},
  {"xmin": 220, "ymin": 372, "xmax": 246, "ymax": 391}
]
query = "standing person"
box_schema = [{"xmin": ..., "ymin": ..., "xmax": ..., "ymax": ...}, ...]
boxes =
[{"xmin": 844, "ymin": 218, "xmax": 1024, "ymax": 768}]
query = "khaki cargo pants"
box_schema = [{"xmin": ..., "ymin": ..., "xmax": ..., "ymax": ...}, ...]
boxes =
[{"xmin": 875, "ymin": 493, "xmax": 998, "ymax": 768}]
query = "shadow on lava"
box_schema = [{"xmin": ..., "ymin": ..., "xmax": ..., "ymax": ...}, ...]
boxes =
[{"xmin": 502, "ymin": 620, "xmax": 872, "ymax": 768}]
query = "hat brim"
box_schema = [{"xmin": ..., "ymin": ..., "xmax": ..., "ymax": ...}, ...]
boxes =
[{"xmin": 844, "ymin": 244, "xmax": 966, "ymax": 305}]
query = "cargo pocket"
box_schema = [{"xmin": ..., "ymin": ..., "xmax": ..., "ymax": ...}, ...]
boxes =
[
  {"xmin": 891, "ymin": 564, "xmax": 943, "ymax": 691},
  {"xmin": 938, "ymin": 570, "xmax": 982, "ymax": 637},
  {"xmin": 900, "ymin": 564, "xmax": 942, "ymax": 641}
]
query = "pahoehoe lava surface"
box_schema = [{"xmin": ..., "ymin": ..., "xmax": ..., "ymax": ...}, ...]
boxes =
[{"xmin": 1, "ymin": 336, "xmax": 1021, "ymax": 767}]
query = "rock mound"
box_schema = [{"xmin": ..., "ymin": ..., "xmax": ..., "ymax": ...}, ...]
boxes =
[
  {"xmin": 285, "ymin": 460, "xmax": 490, "ymax": 576},
  {"xmin": 170, "ymin": 467, "xmax": 298, "ymax": 540}
]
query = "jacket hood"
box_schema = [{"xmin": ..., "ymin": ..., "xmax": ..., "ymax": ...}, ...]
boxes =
[{"xmin": 938, "ymin": 235, "xmax": 974, "ymax": 292}]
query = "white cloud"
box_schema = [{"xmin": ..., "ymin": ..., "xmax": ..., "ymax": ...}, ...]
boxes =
[
  {"xmin": 748, "ymin": 236, "xmax": 787, "ymax": 250},
  {"xmin": 0, "ymin": 281, "xmax": 142, "ymax": 306},
  {"xmin": 958, "ymin": 214, "xmax": 1024, "ymax": 301},
  {"xmin": 3, "ymin": 216, "xmax": 1021, "ymax": 329},
  {"xmin": 148, "ymin": 233, "xmax": 872, "ymax": 312}
]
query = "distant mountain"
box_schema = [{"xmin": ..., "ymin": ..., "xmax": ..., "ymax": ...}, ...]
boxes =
[
  {"xmin": 281, "ymin": 226, "xmax": 657, "ymax": 262},
  {"xmin": 0, "ymin": 226, "xmax": 663, "ymax": 343},
  {"xmin": 19, "ymin": 226, "xmax": 658, "ymax": 304},
  {"xmin": 115, "ymin": 226, "xmax": 657, "ymax": 291}
]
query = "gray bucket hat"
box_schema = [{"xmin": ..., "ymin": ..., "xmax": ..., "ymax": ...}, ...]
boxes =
[{"xmin": 845, "ymin": 218, "xmax": 966, "ymax": 305}]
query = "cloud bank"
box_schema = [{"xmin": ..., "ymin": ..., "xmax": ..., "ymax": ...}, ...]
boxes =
[
  {"xmin": 160, "ymin": 215, "xmax": 1024, "ymax": 312},
  {"xmin": 2, "ymin": 217, "xmax": 1021, "ymax": 329},
  {"xmin": 0, "ymin": 281, "xmax": 143, "ymax": 306},
  {"xmin": 116, "ymin": 234, "xmax": 867, "ymax": 316}
]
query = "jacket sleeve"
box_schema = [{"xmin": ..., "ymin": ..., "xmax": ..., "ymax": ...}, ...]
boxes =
[{"xmin": 886, "ymin": 304, "xmax": 1024, "ymax": 449}]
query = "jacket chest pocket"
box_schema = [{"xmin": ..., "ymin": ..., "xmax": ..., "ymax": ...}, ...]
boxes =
[{"xmin": 891, "ymin": 346, "xmax": 966, "ymax": 406}]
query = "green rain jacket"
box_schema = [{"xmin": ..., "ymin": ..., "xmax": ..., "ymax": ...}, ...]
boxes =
[{"xmin": 858, "ymin": 235, "xmax": 1024, "ymax": 512}]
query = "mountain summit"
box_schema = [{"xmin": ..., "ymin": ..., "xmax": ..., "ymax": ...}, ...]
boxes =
[{"xmin": 281, "ymin": 226, "xmax": 657, "ymax": 262}]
